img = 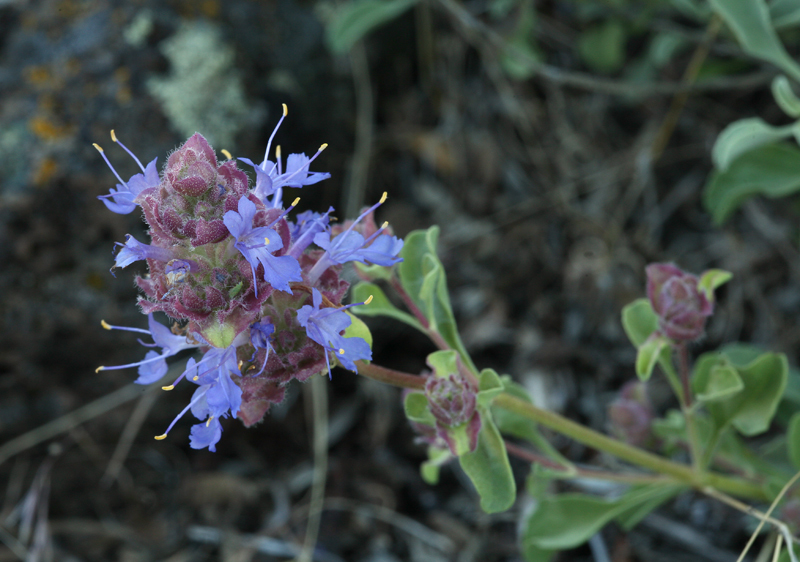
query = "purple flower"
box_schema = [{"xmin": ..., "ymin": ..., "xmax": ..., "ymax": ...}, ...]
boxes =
[
  {"xmin": 113, "ymin": 235, "xmax": 176, "ymax": 270},
  {"xmin": 646, "ymin": 263, "xmax": 713, "ymax": 342},
  {"xmin": 153, "ymin": 344, "xmax": 244, "ymax": 450},
  {"xmin": 608, "ymin": 381, "xmax": 654, "ymax": 447},
  {"xmin": 287, "ymin": 207, "xmax": 333, "ymax": 258},
  {"xmin": 189, "ymin": 417, "xmax": 223, "ymax": 452},
  {"xmin": 238, "ymin": 105, "xmax": 329, "ymax": 205},
  {"xmin": 308, "ymin": 194, "xmax": 403, "ymax": 283},
  {"xmin": 296, "ymin": 288, "xmax": 372, "ymax": 378},
  {"xmin": 223, "ymin": 196, "xmax": 302, "ymax": 294},
  {"xmin": 96, "ymin": 314, "xmax": 200, "ymax": 384},
  {"xmin": 94, "ymin": 132, "xmax": 159, "ymax": 214},
  {"xmin": 248, "ymin": 320, "xmax": 275, "ymax": 376}
]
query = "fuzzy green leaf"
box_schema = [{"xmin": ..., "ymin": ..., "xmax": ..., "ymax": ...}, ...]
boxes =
[
  {"xmin": 458, "ymin": 415, "xmax": 516, "ymax": 513},
  {"xmin": 398, "ymin": 227, "xmax": 477, "ymax": 372},
  {"xmin": 636, "ymin": 334, "xmax": 669, "ymax": 381},
  {"xmin": 772, "ymin": 76, "xmax": 800, "ymax": 117},
  {"xmin": 621, "ymin": 298, "xmax": 659, "ymax": 347},
  {"xmin": 709, "ymin": 0, "xmax": 800, "ymax": 81},
  {"xmin": 712, "ymin": 118, "xmax": 796, "ymax": 171},
  {"xmin": 703, "ymin": 143, "xmax": 800, "ymax": 224},
  {"xmin": 404, "ymin": 392, "xmax": 434, "ymax": 424},
  {"xmin": 695, "ymin": 362, "xmax": 744, "ymax": 402}
]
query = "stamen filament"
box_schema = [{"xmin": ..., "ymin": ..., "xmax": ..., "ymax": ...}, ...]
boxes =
[{"xmin": 110, "ymin": 131, "xmax": 146, "ymax": 172}]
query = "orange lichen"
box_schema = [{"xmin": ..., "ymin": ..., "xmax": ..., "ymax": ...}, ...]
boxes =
[
  {"xmin": 33, "ymin": 157, "xmax": 58, "ymax": 186},
  {"xmin": 24, "ymin": 65, "xmax": 52, "ymax": 87},
  {"xmin": 29, "ymin": 116, "xmax": 73, "ymax": 141}
]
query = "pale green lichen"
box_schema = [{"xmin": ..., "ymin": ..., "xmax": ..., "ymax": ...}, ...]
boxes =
[{"xmin": 147, "ymin": 22, "xmax": 262, "ymax": 149}]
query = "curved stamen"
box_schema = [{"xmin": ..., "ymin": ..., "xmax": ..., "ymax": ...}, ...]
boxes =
[
  {"xmin": 154, "ymin": 387, "xmax": 209, "ymax": 440},
  {"xmin": 263, "ymin": 104, "xmax": 288, "ymax": 165},
  {"xmin": 93, "ymin": 144, "xmax": 129, "ymax": 190},
  {"xmin": 111, "ymin": 130, "xmax": 145, "ymax": 172}
]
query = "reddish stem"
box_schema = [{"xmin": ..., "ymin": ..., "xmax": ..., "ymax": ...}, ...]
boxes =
[{"xmin": 356, "ymin": 361, "xmax": 426, "ymax": 390}]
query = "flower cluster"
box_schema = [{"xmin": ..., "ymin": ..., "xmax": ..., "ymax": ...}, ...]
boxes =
[{"xmin": 95, "ymin": 106, "xmax": 403, "ymax": 451}]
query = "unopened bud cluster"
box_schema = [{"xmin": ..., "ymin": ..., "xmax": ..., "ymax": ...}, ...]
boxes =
[{"xmin": 95, "ymin": 107, "xmax": 403, "ymax": 451}]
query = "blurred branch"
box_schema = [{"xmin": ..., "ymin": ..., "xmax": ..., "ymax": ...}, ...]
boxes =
[
  {"xmin": 343, "ymin": 41, "xmax": 374, "ymax": 219},
  {"xmin": 435, "ymin": 0, "xmax": 774, "ymax": 96}
]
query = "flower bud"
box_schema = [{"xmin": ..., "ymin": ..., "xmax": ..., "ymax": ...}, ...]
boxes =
[
  {"xmin": 424, "ymin": 373, "xmax": 481, "ymax": 455},
  {"xmin": 608, "ymin": 381, "xmax": 654, "ymax": 447},
  {"xmin": 646, "ymin": 263, "xmax": 713, "ymax": 342}
]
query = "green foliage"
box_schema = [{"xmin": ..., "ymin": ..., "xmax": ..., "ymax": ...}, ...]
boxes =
[
  {"xmin": 692, "ymin": 348, "xmax": 788, "ymax": 436},
  {"xmin": 709, "ymin": 0, "xmax": 800, "ymax": 81},
  {"xmin": 636, "ymin": 334, "xmax": 669, "ymax": 381},
  {"xmin": 712, "ymin": 118, "xmax": 797, "ymax": 172},
  {"xmin": 578, "ymin": 19, "xmax": 627, "ymax": 74},
  {"xmin": 697, "ymin": 269, "xmax": 733, "ymax": 301},
  {"xmin": 351, "ymin": 281, "xmax": 424, "ymax": 331},
  {"xmin": 621, "ymin": 298, "xmax": 659, "ymax": 347},
  {"xmin": 343, "ymin": 311, "xmax": 373, "ymax": 350},
  {"xmin": 772, "ymin": 75, "xmax": 800, "ymax": 117},
  {"xmin": 459, "ymin": 414, "xmax": 516, "ymax": 513},
  {"xmin": 787, "ymin": 412, "xmax": 800, "ymax": 469},
  {"xmin": 521, "ymin": 485, "xmax": 682, "ymax": 558},
  {"xmin": 703, "ymin": 143, "xmax": 800, "ymax": 224},
  {"xmin": 326, "ymin": 0, "xmax": 420, "ymax": 54},
  {"xmin": 397, "ymin": 227, "xmax": 478, "ymax": 373}
]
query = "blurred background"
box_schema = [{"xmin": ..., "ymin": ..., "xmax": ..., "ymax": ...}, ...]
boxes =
[{"xmin": 2, "ymin": 0, "xmax": 799, "ymax": 560}]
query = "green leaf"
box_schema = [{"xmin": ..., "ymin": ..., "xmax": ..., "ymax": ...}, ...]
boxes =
[
  {"xmin": 499, "ymin": 0, "xmax": 541, "ymax": 80},
  {"xmin": 522, "ymin": 486, "xmax": 682, "ymax": 551},
  {"xmin": 427, "ymin": 349, "xmax": 459, "ymax": 378},
  {"xmin": 326, "ymin": 0, "xmax": 420, "ymax": 54},
  {"xmin": 788, "ymin": 412, "xmax": 800, "ymax": 469},
  {"xmin": 709, "ymin": 0, "xmax": 800, "ymax": 82},
  {"xmin": 695, "ymin": 362, "xmax": 744, "ymax": 402},
  {"xmin": 772, "ymin": 76, "xmax": 800, "ymax": 118},
  {"xmin": 697, "ymin": 269, "xmax": 733, "ymax": 301},
  {"xmin": 343, "ymin": 311, "xmax": 373, "ymax": 350},
  {"xmin": 712, "ymin": 118, "xmax": 796, "ymax": 172},
  {"xmin": 351, "ymin": 282, "xmax": 425, "ymax": 331},
  {"xmin": 577, "ymin": 19, "xmax": 626, "ymax": 74},
  {"xmin": 476, "ymin": 368, "xmax": 504, "ymax": 407},
  {"xmin": 636, "ymin": 334, "xmax": 669, "ymax": 381},
  {"xmin": 703, "ymin": 143, "xmax": 800, "ymax": 225},
  {"xmin": 621, "ymin": 298, "xmax": 659, "ymax": 347},
  {"xmin": 354, "ymin": 261, "xmax": 395, "ymax": 281},
  {"xmin": 398, "ymin": 227, "xmax": 477, "ymax": 372},
  {"xmin": 404, "ymin": 392, "xmax": 434, "ymax": 424},
  {"xmin": 458, "ymin": 415, "xmax": 516, "ymax": 513},
  {"xmin": 692, "ymin": 350, "xmax": 789, "ymax": 436},
  {"xmin": 421, "ymin": 446, "xmax": 452, "ymax": 485},
  {"xmin": 492, "ymin": 377, "xmax": 541, "ymax": 443},
  {"xmin": 771, "ymin": 0, "xmax": 800, "ymax": 28}
]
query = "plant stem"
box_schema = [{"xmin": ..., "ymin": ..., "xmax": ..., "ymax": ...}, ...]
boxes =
[
  {"xmin": 676, "ymin": 342, "xmax": 703, "ymax": 475},
  {"xmin": 355, "ymin": 362, "xmax": 767, "ymax": 501},
  {"xmin": 355, "ymin": 361, "xmax": 425, "ymax": 390},
  {"xmin": 493, "ymin": 393, "xmax": 767, "ymax": 501},
  {"xmin": 504, "ymin": 441, "xmax": 675, "ymax": 485}
]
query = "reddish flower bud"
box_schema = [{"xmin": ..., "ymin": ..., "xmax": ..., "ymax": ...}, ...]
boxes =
[
  {"xmin": 608, "ymin": 381, "xmax": 654, "ymax": 447},
  {"xmin": 424, "ymin": 373, "xmax": 481, "ymax": 455},
  {"xmin": 646, "ymin": 263, "xmax": 713, "ymax": 341}
]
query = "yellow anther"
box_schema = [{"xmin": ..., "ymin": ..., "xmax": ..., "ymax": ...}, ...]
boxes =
[
  {"xmin": 95, "ymin": 366, "xmax": 105, "ymax": 373},
  {"xmin": 379, "ymin": 192, "xmax": 388, "ymax": 204},
  {"xmin": 101, "ymin": 319, "xmax": 112, "ymax": 330},
  {"xmin": 154, "ymin": 434, "xmax": 167, "ymax": 440},
  {"xmin": 110, "ymin": 130, "xmax": 117, "ymax": 142},
  {"xmin": 381, "ymin": 221, "xmax": 389, "ymax": 229},
  {"xmin": 339, "ymin": 348, "xmax": 345, "ymax": 355},
  {"xmin": 221, "ymin": 149, "xmax": 232, "ymax": 160},
  {"xmin": 93, "ymin": 143, "xmax": 104, "ymax": 153},
  {"xmin": 264, "ymin": 237, "xmax": 270, "ymax": 245},
  {"xmin": 206, "ymin": 416, "xmax": 213, "ymax": 427},
  {"xmin": 238, "ymin": 360, "xmax": 243, "ymax": 369},
  {"xmin": 162, "ymin": 385, "xmax": 174, "ymax": 391},
  {"xmin": 291, "ymin": 197, "xmax": 300, "ymax": 207},
  {"xmin": 193, "ymin": 375, "xmax": 199, "ymax": 381},
  {"xmin": 319, "ymin": 143, "xmax": 328, "ymax": 151},
  {"xmin": 364, "ymin": 295, "xmax": 374, "ymax": 305},
  {"xmin": 282, "ymin": 103, "xmax": 288, "ymax": 116},
  {"xmin": 276, "ymin": 145, "xmax": 281, "ymax": 159}
]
